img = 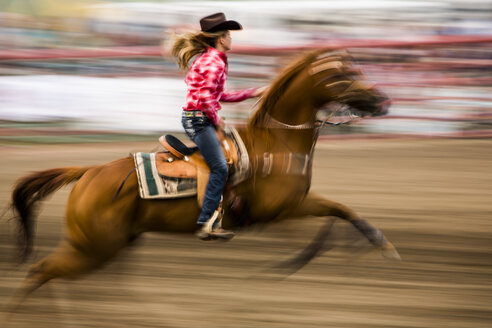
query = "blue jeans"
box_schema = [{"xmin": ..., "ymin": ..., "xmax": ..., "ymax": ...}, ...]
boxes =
[{"xmin": 182, "ymin": 114, "xmax": 228, "ymax": 225}]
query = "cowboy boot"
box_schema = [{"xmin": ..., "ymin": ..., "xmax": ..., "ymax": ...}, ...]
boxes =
[{"xmin": 196, "ymin": 207, "xmax": 235, "ymax": 241}]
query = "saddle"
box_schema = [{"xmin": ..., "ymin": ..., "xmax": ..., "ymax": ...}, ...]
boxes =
[{"xmin": 157, "ymin": 129, "xmax": 241, "ymax": 207}]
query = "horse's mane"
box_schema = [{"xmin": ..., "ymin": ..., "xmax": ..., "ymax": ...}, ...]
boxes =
[{"xmin": 248, "ymin": 49, "xmax": 322, "ymax": 129}]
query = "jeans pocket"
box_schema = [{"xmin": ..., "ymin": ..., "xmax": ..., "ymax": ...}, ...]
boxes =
[
  {"xmin": 192, "ymin": 117, "xmax": 210, "ymax": 135},
  {"xmin": 182, "ymin": 117, "xmax": 196, "ymax": 139},
  {"xmin": 182, "ymin": 116, "xmax": 211, "ymax": 140}
]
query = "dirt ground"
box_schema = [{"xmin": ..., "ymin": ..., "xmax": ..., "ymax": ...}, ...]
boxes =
[{"xmin": 0, "ymin": 138, "xmax": 491, "ymax": 328}]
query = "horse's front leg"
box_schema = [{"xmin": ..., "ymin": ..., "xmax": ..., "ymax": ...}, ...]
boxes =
[{"xmin": 290, "ymin": 193, "xmax": 401, "ymax": 261}]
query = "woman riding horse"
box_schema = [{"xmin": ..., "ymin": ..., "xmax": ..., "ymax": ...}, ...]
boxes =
[
  {"xmin": 5, "ymin": 40, "xmax": 398, "ymax": 315},
  {"xmin": 171, "ymin": 13, "xmax": 265, "ymax": 240}
]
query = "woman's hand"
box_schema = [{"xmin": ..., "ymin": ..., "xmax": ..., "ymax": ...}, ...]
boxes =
[{"xmin": 252, "ymin": 86, "xmax": 268, "ymax": 98}]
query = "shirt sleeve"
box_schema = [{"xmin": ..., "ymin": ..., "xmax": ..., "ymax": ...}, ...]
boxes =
[
  {"xmin": 220, "ymin": 88, "xmax": 257, "ymax": 102},
  {"xmin": 196, "ymin": 64, "xmax": 224, "ymax": 126}
]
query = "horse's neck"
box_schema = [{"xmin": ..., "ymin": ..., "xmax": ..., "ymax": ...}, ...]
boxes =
[
  {"xmin": 269, "ymin": 76, "xmax": 315, "ymax": 127},
  {"xmin": 247, "ymin": 73, "xmax": 317, "ymax": 154}
]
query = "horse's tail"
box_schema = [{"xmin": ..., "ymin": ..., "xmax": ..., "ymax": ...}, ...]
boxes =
[{"xmin": 12, "ymin": 166, "xmax": 91, "ymax": 262}]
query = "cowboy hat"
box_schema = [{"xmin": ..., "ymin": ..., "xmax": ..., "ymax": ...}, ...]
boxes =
[{"xmin": 200, "ymin": 12, "xmax": 242, "ymax": 33}]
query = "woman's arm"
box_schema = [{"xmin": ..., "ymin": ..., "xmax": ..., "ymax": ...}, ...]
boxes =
[
  {"xmin": 220, "ymin": 88, "xmax": 256, "ymax": 102},
  {"xmin": 220, "ymin": 86, "xmax": 268, "ymax": 102}
]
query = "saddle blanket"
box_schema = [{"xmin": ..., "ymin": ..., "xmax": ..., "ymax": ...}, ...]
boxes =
[
  {"xmin": 133, "ymin": 127, "xmax": 250, "ymax": 199},
  {"xmin": 133, "ymin": 152, "xmax": 197, "ymax": 199}
]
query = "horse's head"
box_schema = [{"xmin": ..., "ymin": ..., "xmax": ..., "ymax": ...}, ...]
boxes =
[
  {"xmin": 309, "ymin": 50, "xmax": 390, "ymax": 118},
  {"xmin": 249, "ymin": 50, "xmax": 389, "ymax": 131}
]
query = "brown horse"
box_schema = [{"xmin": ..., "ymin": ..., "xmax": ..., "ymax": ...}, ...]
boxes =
[{"xmin": 6, "ymin": 49, "xmax": 399, "ymax": 313}]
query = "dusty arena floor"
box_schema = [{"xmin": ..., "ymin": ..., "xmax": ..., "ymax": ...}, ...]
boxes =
[{"xmin": 1, "ymin": 138, "xmax": 491, "ymax": 328}]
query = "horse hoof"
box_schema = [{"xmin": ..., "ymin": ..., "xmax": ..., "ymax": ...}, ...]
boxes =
[{"xmin": 380, "ymin": 242, "xmax": 401, "ymax": 261}]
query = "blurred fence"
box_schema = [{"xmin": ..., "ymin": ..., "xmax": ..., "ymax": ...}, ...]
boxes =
[{"xmin": 1, "ymin": 35, "xmax": 491, "ymax": 142}]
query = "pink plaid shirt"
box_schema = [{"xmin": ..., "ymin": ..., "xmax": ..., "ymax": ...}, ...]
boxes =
[{"xmin": 183, "ymin": 47, "xmax": 256, "ymax": 126}]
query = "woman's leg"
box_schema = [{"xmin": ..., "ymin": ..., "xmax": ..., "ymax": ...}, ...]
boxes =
[{"xmin": 191, "ymin": 124, "xmax": 228, "ymax": 225}]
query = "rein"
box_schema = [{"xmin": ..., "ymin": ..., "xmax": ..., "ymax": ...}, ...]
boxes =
[
  {"xmin": 260, "ymin": 104, "xmax": 359, "ymax": 131},
  {"xmin": 261, "ymin": 112, "xmax": 315, "ymax": 130}
]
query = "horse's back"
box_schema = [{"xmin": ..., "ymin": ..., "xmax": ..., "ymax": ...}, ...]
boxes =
[
  {"xmin": 66, "ymin": 156, "xmax": 139, "ymax": 252},
  {"xmin": 70, "ymin": 156, "xmax": 136, "ymax": 200}
]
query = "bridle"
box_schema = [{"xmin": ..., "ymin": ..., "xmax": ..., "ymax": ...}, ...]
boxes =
[{"xmin": 260, "ymin": 105, "xmax": 360, "ymax": 131}]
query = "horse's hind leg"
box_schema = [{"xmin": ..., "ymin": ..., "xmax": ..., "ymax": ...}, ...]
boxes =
[
  {"xmin": 3, "ymin": 240, "xmax": 101, "ymax": 316},
  {"xmin": 290, "ymin": 193, "xmax": 401, "ymax": 260}
]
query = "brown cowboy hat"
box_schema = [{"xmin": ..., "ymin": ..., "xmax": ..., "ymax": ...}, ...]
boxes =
[{"xmin": 200, "ymin": 12, "xmax": 242, "ymax": 33}]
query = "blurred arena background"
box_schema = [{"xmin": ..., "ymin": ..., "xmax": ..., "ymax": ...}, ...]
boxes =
[
  {"xmin": 0, "ymin": 0, "xmax": 491, "ymax": 140},
  {"xmin": 0, "ymin": 1, "xmax": 491, "ymax": 327}
]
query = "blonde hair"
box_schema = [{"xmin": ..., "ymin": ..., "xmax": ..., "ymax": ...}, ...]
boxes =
[{"xmin": 169, "ymin": 30, "xmax": 228, "ymax": 71}]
